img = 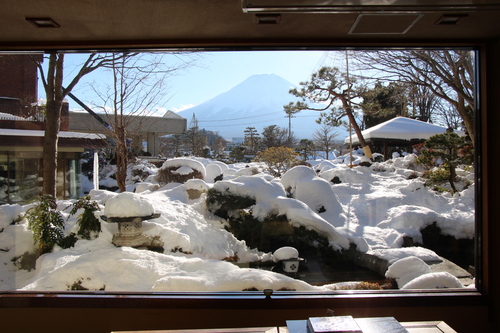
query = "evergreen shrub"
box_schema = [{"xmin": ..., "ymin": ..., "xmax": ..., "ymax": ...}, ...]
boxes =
[
  {"xmin": 25, "ymin": 194, "xmax": 76, "ymax": 254},
  {"xmin": 67, "ymin": 195, "xmax": 101, "ymax": 240}
]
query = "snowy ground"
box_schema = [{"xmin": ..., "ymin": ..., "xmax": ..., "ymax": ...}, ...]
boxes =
[{"xmin": 0, "ymin": 151, "xmax": 475, "ymax": 292}]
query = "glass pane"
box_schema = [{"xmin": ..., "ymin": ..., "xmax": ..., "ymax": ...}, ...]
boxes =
[
  {"xmin": 0, "ymin": 49, "xmax": 477, "ymax": 293},
  {"xmin": 0, "ymin": 153, "xmax": 41, "ymax": 205}
]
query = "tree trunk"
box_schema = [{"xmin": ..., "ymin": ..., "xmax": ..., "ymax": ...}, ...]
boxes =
[
  {"xmin": 457, "ymin": 96, "xmax": 475, "ymax": 146},
  {"xmin": 116, "ymin": 126, "xmax": 128, "ymax": 192},
  {"xmin": 341, "ymin": 98, "xmax": 373, "ymax": 159},
  {"xmin": 42, "ymin": 54, "xmax": 64, "ymax": 196},
  {"xmin": 449, "ymin": 164, "xmax": 458, "ymax": 194},
  {"xmin": 43, "ymin": 99, "xmax": 61, "ymax": 196}
]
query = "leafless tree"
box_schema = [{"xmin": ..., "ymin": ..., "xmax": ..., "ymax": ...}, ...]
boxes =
[
  {"xmin": 354, "ymin": 50, "xmax": 475, "ymax": 146},
  {"xmin": 33, "ymin": 53, "xmax": 141, "ymax": 196},
  {"xmin": 89, "ymin": 52, "xmax": 194, "ymax": 192},
  {"xmin": 405, "ymin": 83, "xmax": 439, "ymax": 123},
  {"xmin": 313, "ymin": 124, "xmax": 339, "ymax": 160},
  {"xmin": 435, "ymin": 101, "xmax": 463, "ymax": 131}
]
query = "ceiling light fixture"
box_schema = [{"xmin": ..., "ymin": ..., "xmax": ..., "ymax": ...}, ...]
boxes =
[
  {"xmin": 241, "ymin": 0, "xmax": 500, "ymax": 13},
  {"xmin": 435, "ymin": 14, "xmax": 468, "ymax": 25},
  {"xmin": 255, "ymin": 14, "xmax": 281, "ymax": 24},
  {"xmin": 25, "ymin": 17, "xmax": 60, "ymax": 28}
]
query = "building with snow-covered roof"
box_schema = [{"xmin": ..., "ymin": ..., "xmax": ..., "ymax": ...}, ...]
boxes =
[
  {"xmin": 344, "ymin": 117, "xmax": 463, "ymax": 160},
  {"xmin": 68, "ymin": 109, "xmax": 187, "ymax": 156},
  {"xmin": 0, "ymin": 125, "xmax": 107, "ymax": 205},
  {"xmin": 0, "ymin": 55, "xmax": 106, "ymax": 204}
]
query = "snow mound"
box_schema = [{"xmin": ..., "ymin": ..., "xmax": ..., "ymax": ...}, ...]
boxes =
[
  {"xmin": 213, "ymin": 175, "xmax": 287, "ymax": 203},
  {"xmin": 205, "ymin": 163, "xmax": 223, "ymax": 183},
  {"xmin": 159, "ymin": 158, "xmax": 207, "ymax": 177},
  {"xmin": 281, "ymin": 166, "xmax": 348, "ymax": 227},
  {"xmin": 401, "ymin": 272, "xmax": 464, "ymax": 290},
  {"xmin": 385, "ymin": 256, "xmax": 432, "ymax": 288},
  {"xmin": 212, "ymin": 175, "xmax": 349, "ymax": 250},
  {"xmin": 172, "ymin": 166, "xmax": 194, "ymax": 175},
  {"xmin": 368, "ymin": 247, "xmax": 442, "ymax": 264},
  {"xmin": 377, "ymin": 204, "xmax": 474, "ymax": 242},
  {"xmin": 104, "ymin": 192, "xmax": 155, "ymax": 218},
  {"xmin": 0, "ymin": 204, "xmax": 24, "ymax": 229},
  {"xmin": 0, "ymin": 150, "xmax": 476, "ymax": 292}
]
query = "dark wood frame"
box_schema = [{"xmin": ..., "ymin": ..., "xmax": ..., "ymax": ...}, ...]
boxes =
[{"xmin": 0, "ymin": 40, "xmax": 497, "ymax": 333}]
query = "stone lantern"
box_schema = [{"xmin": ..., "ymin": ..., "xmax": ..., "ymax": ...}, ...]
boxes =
[
  {"xmin": 101, "ymin": 213, "xmax": 160, "ymax": 247},
  {"xmin": 272, "ymin": 246, "xmax": 304, "ymax": 276},
  {"xmin": 101, "ymin": 192, "xmax": 160, "ymax": 248},
  {"xmin": 282, "ymin": 258, "xmax": 302, "ymax": 274}
]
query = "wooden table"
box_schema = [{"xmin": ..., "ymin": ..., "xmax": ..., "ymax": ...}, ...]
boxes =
[{"xmin": 112, "ymin": 320, "xmax": 457, "ymax": 333}]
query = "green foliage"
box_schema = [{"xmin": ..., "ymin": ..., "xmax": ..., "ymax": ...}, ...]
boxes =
[
  {"xmin": 407, "ymin": 171, "xmax": 420, "ymax": 180},
  {"xmin": 206, "ymin": 188, "xmax": 256, "ymax": 219},
  {"xmin": 422, "ymin": 168, "xmax": 451, "ymax": 185},
  {"xmin": 229, "ymin": 211, "xmax": 264, "ymax": 249},
  {"xmin": 286, "ymin": 66, "xmax": 365, "ymax": 128},
  {"xmin": 228, "ymin": 145, "xmax": 246, "ymax": 163},
  {"xmin": 360, "ymin": 82, "xmax": 407, "ymax": 128},
  {"xmin": 417, "ymin": 132, "xmax": 473, "ymax": 166},
  {"xmin": 261, "ymin": 125, "xmax": 289, "ymax": 149},
  {"xmin": 25, "ymin": 194, "xmax": 76, "ymax": 254},
  {"xmin": 256, "ymin": 146, "xmax": 300, "ymax": 177},
  {"xmin": 201, "ymin": 147, "xmax": 211, "ymax": 158},
  {"xmin": 416, "ymin": 132, "xmax": 473, "ymax": 193},
  {"xmin": 422, "ymin": 168, "xmax": 471, "ymax": 193},
  {"xmin": 67, "ymin": 195, "xmax": 101, "ymax": 240},
  {"xmin": 296, "ymin": 139, "xmax": 315, "ymax": 160},
  {"xmin": 244, "ymin": 127, "xmax": 260, "ymax": 154}
]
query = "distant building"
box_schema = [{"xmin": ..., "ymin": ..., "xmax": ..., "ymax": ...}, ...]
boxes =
[
  {"xmin": 344, "ymin": 116, "xmax": 461, "ymax": 160},
  {"xmin": 68, "ymin": 109, "xmax": 186, "ymax": 156},
  {"xmin": 0, "ymin": 54, "xmax": 41, "ymax": 117},
  {"xmin": 0, "ymin": 55, "xmax": 106, "ymax": 204}
]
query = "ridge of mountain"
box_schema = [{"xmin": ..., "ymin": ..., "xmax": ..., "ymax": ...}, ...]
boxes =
[{"xmin": 176, "ymin": 74, "xmax": 332, "ymax": 140}]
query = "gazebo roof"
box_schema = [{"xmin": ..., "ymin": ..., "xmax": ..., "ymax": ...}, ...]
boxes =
[{"xmin": 344, "ymin": 117, "xmax": 454, "ymax": 145}]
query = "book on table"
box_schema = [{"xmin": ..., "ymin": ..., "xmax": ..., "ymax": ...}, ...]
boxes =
[
  {"xmin": 354, "ymin": 317, "xmax": 409, "ymax": 333},
  {"xmin": 307, "ymin": 316, "xmax": 362, "ymax": 333},
  {"xmin": 305, "ymin": 316, "xmax": 409, "ymax": 333}
]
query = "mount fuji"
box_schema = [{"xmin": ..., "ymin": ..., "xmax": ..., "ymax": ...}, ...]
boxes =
[{"xmin": 176, "ymin": 74, "xmax": 332, "ymax": 141}]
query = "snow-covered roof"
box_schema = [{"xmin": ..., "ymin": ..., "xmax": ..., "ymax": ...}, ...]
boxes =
[
  {"xmin": 0, "ymin": 112, "xmax": 25, "ymax": 121},
  {"xmin": 163, "ymin": 110, "xmax": 184, "ymax": 119},
  {"xmin": 0, "ymin": 128, "xmax": 105, "ymax": 139},
  {"xmin": 344, "ymin": 117, "xmax": 453, "ymax": 145}
]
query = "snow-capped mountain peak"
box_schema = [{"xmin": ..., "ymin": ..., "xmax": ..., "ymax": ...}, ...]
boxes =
[{"xmin": 176, "ymin": 74, "xmax": 323, "ymax": 139}]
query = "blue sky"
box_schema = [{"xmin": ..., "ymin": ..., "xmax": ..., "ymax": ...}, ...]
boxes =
[{"xmin": 40, "ymin": 50, "xmax": 338, "ymax": 114}]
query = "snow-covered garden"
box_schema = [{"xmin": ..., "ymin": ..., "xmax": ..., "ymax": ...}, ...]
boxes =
[{"xmin": 0, "ymin": 149, "xmax": 475, "ymax": 292}]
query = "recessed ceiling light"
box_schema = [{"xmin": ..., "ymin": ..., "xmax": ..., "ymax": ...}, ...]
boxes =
[
  {"xmin": 25, "ymin": 17, "xmax": 60, "ymax": 28},
  {"xmin": 435, "ymin": 14, "xmax": 468, "ymax": 25},
  {"xmin": 255, "ymin": 14, "xmax": 281, "ymax": 24}
]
